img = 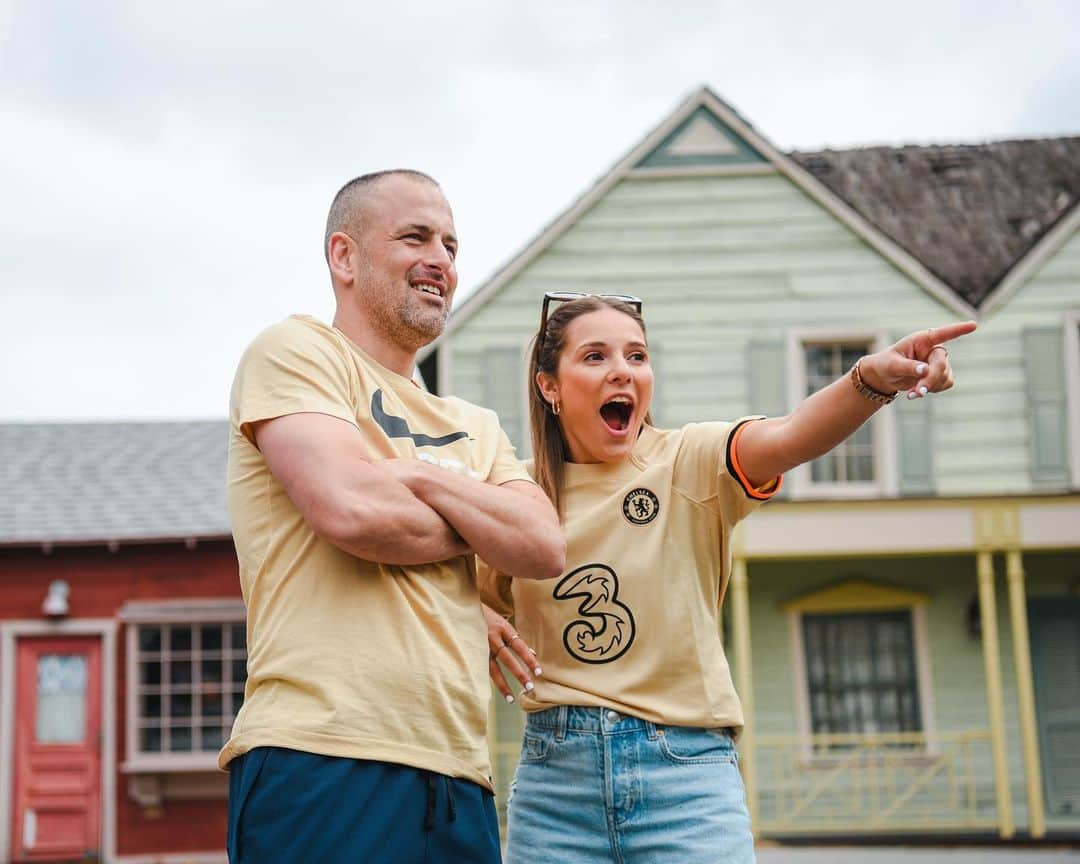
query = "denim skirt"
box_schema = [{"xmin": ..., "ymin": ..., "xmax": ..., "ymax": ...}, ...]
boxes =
[{"xmin": 505, "ymin": 705, "xmax": 755, "ymax": 864}]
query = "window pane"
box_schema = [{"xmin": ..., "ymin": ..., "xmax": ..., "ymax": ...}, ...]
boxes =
[
  {"xmin": 141, "ymin": 693, "xmax": 162, "ymax": 718},
  {"xmin": 803, "ymin": 611, "xmax": 921, "ymax": 743},
  {"xmin": 202, "ymin": 658, "xmax": 223, "ymax": 684},
  {"xmin": 170, "ymin": 660, "xmax": 192, "ymax": 686},
  {"xmin": 138, "ymin": 626, "xmax": 162, "ymax": 653},
  {"xmin": 804, "ymin": 341, "xmax": 875, "ymax": 484},
  {"xmin": 231, "ymin": 658, "xmax": 247, "ymax": 685},
  {"xmin": 811, "ymin": 449, "xmax": 837, "ymax": 483},
  {"xmin": 36, "ymin": 654, "xmax": 88, "ymax": 743},
  {"xmin": 140, "ymin": 661, "xmax": 162, "ymax": 686},
  {"xmin": 203, "ymin": 691, "xmax": 223, "ymax": 717},
  {"xmin": 170, "ymin": 693, "xmax": 192, "ymax": 718},
  {"xmin": 880, "ymin": 689, "xmax": 899, "ymax": 724},
  {"xmin": 170, "ymin": 626, "xmax": 192, "ymax": 653},
  {"xmin": 171, "ymin": 726, "xmax": 193, "ymax": 752},
  {"xmin": 140, "ymin": 726, "xmax": 162, "ymax": 752},
  {"xmin": 231, "ymin": 624, "xmax": 246, "ymax": 651},
  {"xmin": 200, "ymin": 625, "xmax": 222, "ymax": 652},
  {"xmin": 202, "ymin": 725, "xmax": 224, "ymax": 750}
]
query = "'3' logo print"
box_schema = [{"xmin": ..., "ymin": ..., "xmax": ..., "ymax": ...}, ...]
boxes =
[{"xmin": 552, "ymin": 564, "xmax": 636, "ymax": 664}]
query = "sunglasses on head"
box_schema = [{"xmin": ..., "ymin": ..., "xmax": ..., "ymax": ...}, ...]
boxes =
[{"xmin": 538, "ymin": 292, "xmax": 644, "ymax": 348}]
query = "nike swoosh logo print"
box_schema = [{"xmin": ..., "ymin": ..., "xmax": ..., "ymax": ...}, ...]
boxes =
[{"xmin": 370, "ymin": 389, "xmax": 469, "ymax": 448}]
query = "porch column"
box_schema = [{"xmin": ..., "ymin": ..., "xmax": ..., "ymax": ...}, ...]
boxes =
[
  {"xmin": 977, "ymin": 550, "xmax": 1015, "ymax": 838},
  {"xmin": 1006, "ymin": 549, "xmax": 1046, "ymax": 838},
  {"xmin": 730, "ymin": 556, "xmax": 757, "ymax": 832}
]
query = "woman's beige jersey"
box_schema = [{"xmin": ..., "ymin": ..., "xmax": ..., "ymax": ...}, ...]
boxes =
[{"xmin": 481, "ymin": 420, "xmax": 779, "ymax": 734}]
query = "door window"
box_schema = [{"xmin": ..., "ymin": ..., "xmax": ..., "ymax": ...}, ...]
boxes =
[{"xmin": 35, "ymin": 654, "xmax": 89, "ymax": 744}]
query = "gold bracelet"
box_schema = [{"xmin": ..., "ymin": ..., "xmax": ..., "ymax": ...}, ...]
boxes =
[{"xmin": 850, "ymin": 358, "xmax": 898, "ymax": 405}]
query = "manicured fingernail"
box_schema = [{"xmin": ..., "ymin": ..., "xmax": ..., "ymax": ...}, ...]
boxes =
[
  {"xmin": 919, "ymin": 386, "xmax": 928, "ymax": 396},
  {"xmin": 907, "ymin": 391, "xmax": 917, "ymax": 400},
  {"xmin": 524, "ymin": 681, "xmax": 534, "ymax": 691},
  {"xmin": 916, "ymin": 363, "xmax": 928, "ymax": 375},
  {"xmin": 505, "ymin": 694, "xmax": 515, "ymax": 703},
  {"xmin": 534, "ymin": 667, "xmax": 543, "ymax": 676}
]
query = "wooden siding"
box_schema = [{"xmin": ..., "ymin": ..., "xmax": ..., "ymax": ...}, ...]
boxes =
[{"xmin": 974, "ymin": 228, "xmax": 1080, "ymax": 493}]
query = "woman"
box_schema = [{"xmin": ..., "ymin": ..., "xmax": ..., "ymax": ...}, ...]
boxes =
[{"xmin": 482, "ymin": 293, "xmax": 974, "ymax": 863}]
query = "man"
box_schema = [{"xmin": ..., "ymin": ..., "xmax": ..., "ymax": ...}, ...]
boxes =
[{"xmin": 221, "ymin": 170, "xmax": 565, "ymax": 863}]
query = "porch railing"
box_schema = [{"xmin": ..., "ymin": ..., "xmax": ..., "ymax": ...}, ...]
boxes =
[{"xmin": 753, "ymin": 730, "xmax": 999, "ymax": 835}]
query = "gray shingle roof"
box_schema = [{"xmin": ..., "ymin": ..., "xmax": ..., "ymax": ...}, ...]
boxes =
[
  {"xmin": 0, "ymin": 421, "xmax": 230, "ymax": 546},
  {"xmin": 790, "ymin": 138, "xmax": 1080, "ymax": 306}
]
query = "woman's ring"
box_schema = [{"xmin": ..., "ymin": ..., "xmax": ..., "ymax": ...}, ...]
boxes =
[
  {"xmin": 509, "ymin": 634, "xmax": 524, "ymax": 647},
  {"xmin": 929, "ymin": 345, "xmax": 948, "ymax": 357}
]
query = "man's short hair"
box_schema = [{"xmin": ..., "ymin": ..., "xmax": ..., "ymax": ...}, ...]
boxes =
[{"xmin": 324, "ymin": 169, "xmax": 440, "ymax": 261}]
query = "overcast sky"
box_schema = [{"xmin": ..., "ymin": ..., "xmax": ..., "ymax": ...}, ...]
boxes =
[{"xmin": 3, "ymin": 0, "xmax": 1078, "ymax": 421}]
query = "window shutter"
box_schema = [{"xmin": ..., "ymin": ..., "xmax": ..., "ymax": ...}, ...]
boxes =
[
  {"xmin": 893, "ymin": 332, "xmax": 935, "ymax": 496},
  {"xmin": 483, "ymin": 346, "xmax": 525, "ymax": 452},
  {"xmin": 1023, "ymin": 327, "xmax": 1068, "ymax": 487},
  {"xmin": 747, "ymin": 338, "xmax": 788, "ymax": 497},
  {"xmin": 747, "ymin": 338, "xmax": 787, "ymax": 417}
]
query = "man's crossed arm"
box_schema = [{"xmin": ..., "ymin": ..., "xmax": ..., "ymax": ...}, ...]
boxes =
[{"xmin": 254, "ymin": 412, "xmax": 564, "ymax": 579}]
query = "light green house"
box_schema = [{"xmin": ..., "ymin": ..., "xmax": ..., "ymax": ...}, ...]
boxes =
[{"xmin": 419, "ymin": 87, "xmax": 1080, "ymax": 842}]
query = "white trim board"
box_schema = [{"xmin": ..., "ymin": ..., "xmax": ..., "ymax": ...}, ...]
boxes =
[
  {"xmin": 742, "ymin": 496, "xmax": 1080, "ymax": 558},
  {"xmin": 421, "ymin": 85, "xmax": 976, "ymax": 363},
  {"xmin": 0, "ymin": 619, "xmax": 118, "ymax": 864}
]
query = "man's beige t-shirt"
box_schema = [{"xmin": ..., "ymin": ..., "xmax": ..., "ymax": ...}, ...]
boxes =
[
  {"xmin": 220, "ymin": 315, "xmax": 531, "ymax": 788},
  {"xmin": 480, "ymin": 420, "xmax": 779, "ymax": 734}
]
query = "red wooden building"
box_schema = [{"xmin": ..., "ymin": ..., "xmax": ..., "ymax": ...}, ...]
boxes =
[{"xmin": 1, "ymin": 422, "xmax": 236, "ymax": 863}]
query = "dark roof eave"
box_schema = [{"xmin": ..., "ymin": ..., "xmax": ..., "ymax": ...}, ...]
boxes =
[{"xmin": 0, "ymin": 532, "xmax": 233, "ymax": 551}]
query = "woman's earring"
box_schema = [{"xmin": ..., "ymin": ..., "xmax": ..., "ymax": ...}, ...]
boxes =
[{"xmin": 552, "ymin": 399, "xmax": 561, "ymax": 416}]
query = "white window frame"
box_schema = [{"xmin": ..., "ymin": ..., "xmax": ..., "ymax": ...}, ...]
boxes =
[
  {"xmin": 785, "ymin": 329, "xmax": 898, "ymax": 499},
  {"xmin": 1065, "ymin": 311, "xmax": 1080, "ymax": 490},
  {"xmin": 120, "ymin": 599, "xmax": 246, "ymax": 773},
  {"xmin": 787, "ymin": 596, "xmax": 936, "ymax": 761}
]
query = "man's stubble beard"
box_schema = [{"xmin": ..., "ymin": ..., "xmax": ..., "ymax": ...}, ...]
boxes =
[
  {"xmin": 359, "ymin": 260, "xmax": 449, "ymax": 351},
  {"xmin": 399, "ymin": 292, "xmax": 449, "ymax": 344}
]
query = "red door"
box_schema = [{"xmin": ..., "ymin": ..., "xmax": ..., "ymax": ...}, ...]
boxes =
[{"xmin": 11, "ymin": 637, "xmax": 102, "ymax": 863}]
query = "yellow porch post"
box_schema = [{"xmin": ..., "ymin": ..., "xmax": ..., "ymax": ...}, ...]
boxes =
[
  {"xmin": 977, "ymin": 550, "xmax": 1015, "ymax": 838},
  {"xmin": 730, "ymin": 555, "xmax": 757, "ymax": 832},
  {"xmin": 1006, "ymin": 549, "xmax": 1046, "ymax": 838}
]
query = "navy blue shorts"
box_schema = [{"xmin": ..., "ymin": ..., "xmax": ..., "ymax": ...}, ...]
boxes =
[{"xmin": 227, "ymin": 747, "xmax": 501, "ymax": 863}]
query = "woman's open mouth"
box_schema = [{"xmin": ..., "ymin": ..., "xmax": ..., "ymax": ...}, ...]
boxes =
[{"xmin": 599, "ymin": 396, "xmax": 633, "ymax": 433}]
